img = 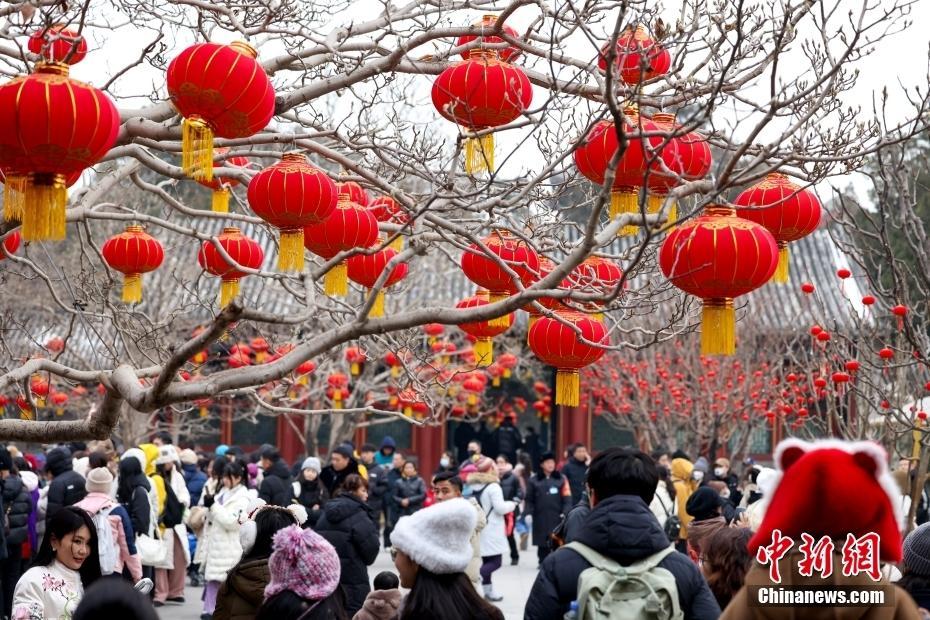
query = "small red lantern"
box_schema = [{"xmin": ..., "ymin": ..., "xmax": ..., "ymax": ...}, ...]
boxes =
[
  {"xmin": 498, "ymin": 352, "xmax": 517, "ymax": 378},
  {"xmin": 30, "ymin": 376, "xmax": 49, "ymax": 407},
  {"xmin": 248, "ymin": 152, "xmax": 338, "ymax": 272},
  {"xmin": 845, "ymin": 360, "xmax": 861, "ymax": 373},
  {"xmin": 647, "ymin": 112, "xmax": 713, "ymax": 223},
  {"xmin": 304, "ymin": 186, "xmax": 379, "ymax": 297},
  {"xmin": 431, "ymin": 48, "xmax": 532, "ymax": 174},
  {"xmin": 597, "ymin": 25, "xmax": 671, "ymax": 85},
  {"xmin": 831, "ymin": 372, "xmax": 850, "ymax": 384},
  {"xmin": 816, "ymin": 331, "xmax": 831, "ymax": 343},
  {"xmin": 892, "ymin": 304, "xmax": 908, "ymax": 331},
  {"xmin": 800, "ymin": 282, "xmax": 815, "ymax": 294},
  {"xmin": 198, "ymin": 227, "xmax": 265, "ymax": 307},
  {"xmin": 734, "ymin": 173, "xmax": 822, "ymax": 283},
  {"xmin": 862, "ymin": 295, "xmax": 876, "ymax": 306},
  {"xmin": 197, "ymin": 151, "xmax": 250, "ymax": 213},
  {"xmin": 296, "ymin": 360, "xmax": 316, "ymax": 385},
  {"xmin": 251, "ymin": 338, "xmax": 270, "ymax": 363},
  {"xmin": 346, "ymin": 243, "xmax": 409, "ymax": 318},
  {"xmin": 837, "ymin": 268, "xmax": 851, "ymax": 279},
  {"xmin": 16, "ymin": 396, "xmax": 32, "ymax": 420},
  {"xmin": 227, "ymin": 348, "xmax": 251, "ymax": 369},
  {"xmin": 786, "ymin": 373, "xmax": 797, "ymax": 383},
  {"xmin": 659, "ymin": 206, "xmax": 778, "ymax": 355},
  {"xmin": 424, "ymin": 323, "xmax": 445, "ymax": 344},
  {"xmin": 566, "ymin": 255, "xmax": 624, "ymax": 318},
  {"xmin": 368, "ymin": 195, "xmax": 409, "ymax": 251},
  {"xmin": 810, "ymin": 325, "xmax": 823, "ymax": 336},
  {"xmin": 326, "ymin": 372, "xmax": 349, "ymax": 409},
  {"xmin": 166, "ymin": 41, "xmax": 274, "ymax": 182},
  {"xmin": 878, "ymin": 348, "xmax": 894, "ymax": 360},
  {"xmin": 457, "ymin": 15, "xmax": 522, "ymax": 62},
  {"xmin": 101, "ymin": 226, "xmax": 165, "ymax": 303},
  {"xmin": 461, "ymin": 230, "xmax": 540, "ymax": 326},
  {"xmin": 919, "ymin": 411, "xmax": 928, "ymax": 422},
  {"xmin": 527, "ymin": 312, "xmax": 608, "ymax": 407},
  {"xmin": 345, "ymin": 347, "xmax": 367, "ymax": 376},
  {"xmin": 384, "ymin": 352, "xmax": 403, "ymax": 377},
  {"xmin": 0, "ymin": 231, "xmax": 20, "ymax": 260},
  {"xmin": 28, "ymin": 26, "xmax": 87, "ymax": 64},
  {"xmin": 456, "ymin": 290, "xmax": 514, "ymax": 367},
  {"xmin": 813, "ymin": 377, "xmax": 827, "ymax": 388}
]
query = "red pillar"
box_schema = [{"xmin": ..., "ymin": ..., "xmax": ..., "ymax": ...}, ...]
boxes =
[
  {"xmin": 220, "ymin": 403, "xmax": 233, "ymax": 445},
  {"xmin": 354, "ymin": 426, "xmax": 367, "ymax": 450},
  {"xmin": 277, "ymin": 415, "xmax": 306, "ymax": 464},
  {"xmin": 411, "ymin": 423, "xmax": 445, "ymax": 475},
  {"xmin": 557, "ymin": 404, "xmax": 592, "ymax": 456}
]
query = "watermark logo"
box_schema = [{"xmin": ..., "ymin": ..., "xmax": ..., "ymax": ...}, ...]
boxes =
[{"xmin": 755, "ymin": 530, "xmax": 882, "ymax": 584}]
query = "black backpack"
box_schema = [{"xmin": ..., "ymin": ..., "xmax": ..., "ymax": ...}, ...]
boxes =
[{"xmin": 160, "ymin": 481, "xmax": 184, "ymax": 528}]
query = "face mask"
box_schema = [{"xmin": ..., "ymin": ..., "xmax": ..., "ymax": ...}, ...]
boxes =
[
  {"xmin": 439, "ymin": 458, "xmax": 450, "ymax": 468},
  {"xmin": 468, "ymin": 449, "xmax": 478, "ymax": 456},
  {"xmin": 714, "ymin": 467, "xmax": 726, "ymax": 478},
  {"xmin": 693, "ymin": 471, "xmax": 704, "ymax": 482}
]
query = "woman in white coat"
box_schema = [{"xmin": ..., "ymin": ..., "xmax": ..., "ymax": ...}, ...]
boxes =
[
  {"xmin": 197, "ymin": 461, "xmax": 253, "ymax": 619},
  {"xmin": 466, "ymin": 457, "xmax": 515, "ymax": 602}
]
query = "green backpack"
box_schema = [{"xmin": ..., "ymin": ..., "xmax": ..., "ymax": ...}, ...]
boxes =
[{"xmin": 563, "ymin": 542, "xmax": 684, "ymax": 620}]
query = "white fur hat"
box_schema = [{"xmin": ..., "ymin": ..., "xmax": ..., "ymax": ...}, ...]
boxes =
[{"xmin": 390, "ymin": 497, "xmax": 477, "ymax": 575}]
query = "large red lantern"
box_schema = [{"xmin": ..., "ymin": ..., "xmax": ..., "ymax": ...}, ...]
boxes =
[
  {"xmin": 648, "ymin": 112, "xmax": 713, "ymax": 224},
  {"xmin": 734, "ymin": 172, "xmax": 822, "ymax": 283},
  {"xmin": 527, "ymin": 312, "xmax": 608, "ymax": 407},
  {"xmin": 28, "ymin": 26, "xmax": 87, "ymax": 65},
  {"xmin": 597, "ymin": 25, "xmax": 671, "ymax": 85},
  {"xmin": 461, "ymin": 229, "xmax": 539, "ymax": 327},
  {"xmin": 520, "ymin": 256, "xmax": 568, "ymax": 331},
  {"xmin": 456, "ymin": 290, "xmax": 514, "ymax": 367},
  {"xmin": 166, "ymin": 41, "xmax": 275, "ymax": 183},
  {"xmin": 197, "ymin": 151, "xmax": 249, "ymax": 213},
  {"xmin": 101, "ymin": 226, "xmax": 165, "ymax": 303},
  {"xmin": 456, "ymin": 15, "xmax": 522, "ymax": 62},
  {"xmin": 0, "ymin": 63, "xmax": 119, "ymax": 241},
  {"xmin": 304, "ymin": 186, "xmax": 379, "ymax": 297},
  {"xmin": 431, "ymin": 49, "xmax": 532, "ymax": 174},
  {"xmin": 248, "ymin": 152, "xmax": 338, "ymax": 272},
  {"xmin": 659, "ymin": 205, "xmax": 778, "ymax": 355},
  {"xmin": 0, "ymin": 231, "xmax": 20, "ymax": 260},
  {"xmin": 198, "ymin": 227, "xmax": 265, "ymax": 307},
  {"xmin": 369, "ymin": 195, "xmax": 410, "ymax": 251},
  {"xmin": 346, "ymin": 243, "xmax": 409, "ymax": 318},
  {"xmin": 567, "ymin": 255, "xmax": 624, "ymax": 318}
]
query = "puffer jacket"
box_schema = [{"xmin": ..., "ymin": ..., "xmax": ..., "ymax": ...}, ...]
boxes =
[
  {"xmin": 45, "ymin": 448, "xmax": 86, "ymax": 523},
  {"xmin": 291, "ymin": 478, "xmax": 328, "ymax": 528},
  {"xmin": 258, "ymin": 459, "xmax": 293, "ymax": 507},
  {"xmin": 560, "ymin": 457, "xmax": 588, "ymax": 505},
  {"xmin": 199, "ymin": 484, "xmax": 252, "ymax": 582},
  {"xmin": 214, "ymin": 558, "xmax": 269, "ymax": 620},
  {"xmin": 468, "ymin": 471, "xmax": 515, "ymax": 557},
  {"xmin": 525, "ymin": 494, "xmax": 721, "ymax": 620},
  {"xmin": 2, "ymin": 474, "xmax": 32, "ymax": 547},
  {"xmin": 314, "ymin": 494, "xmax": 380, "ymax": 616},
  {"xmin": 391, "ymin": 475, "xmax": 426, "ymax": 517}
]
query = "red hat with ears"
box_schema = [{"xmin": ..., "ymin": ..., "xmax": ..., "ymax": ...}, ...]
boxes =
[{"xmin": 749, "ymin": 438, "xmax": 903, "ymax": 562}]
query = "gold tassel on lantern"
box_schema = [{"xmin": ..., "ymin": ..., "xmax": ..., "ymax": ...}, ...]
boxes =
[
  {"xmin": 773, "ymin": 245, "xmax": 790, "ymax": 284},
  {"xmin": 610, "ymin": 189, "xmax": 639, "ymax": 237},
  {"xmin": 333, "ymin": 391, "xmax": 343, "ymax": 409},
  {"xmin": 701, "ymin": 299, "xmax": 736, "ymax": 356},
  {"xmin": 278, "ymin": 229, "xmax": 305, "ymax": 273},
  {"xmin": 389, "ymin": 236, "xmax": 404, "ymax": 252},
  {"xmin": 21, "ymin": 174, "xmax": 67, "ymax": 241},
  {"xmin": 492, "ymin": 376, "xmax": 501, "ymax": 387},
  {"xmin": 324, "ymin": 262, "xmax": 349, "ymax": 297},
  {"xmin": 648, "ymin": 194, "xmax": 677, "ymax": 230},
  {"xmin": 464, "ymin": 133, "xmax": 495, "ymax": 174},
  {"xmin": 488, "ymin": 293, "xmax": 511, "ymax": 329},
  {"xmin": 182, "ymin": 116, "xmax": 214, "ymax": 182},
  {"xmin": 212, "ymin": 188, "xmax": 230, "ymax": 213},
  {"xmin": 220, "ymin": 279, "xmax": 240, "ymax": 307},
  {"xmin": 3, "ymin": 176, "xmax": 26, "ymax": 222},
  {"xmin": 122, "ymin": 274, "xmax": 143, "ymax": 304},
  {"xmin": 555, "ymin": 370, "xmax": 580, "ymax": 407},
  {"xmin": 199, "ymin": 405, "xmax": 208, "ymax": 418},
  {"xmin": 474, "ymin": 338, "xmax": 493, "ymax": 367},
  {"xmin": 19, "ymin": 407, "xmax": 32, "ymax": 421},
  {"xmin": 368, "ymin": 290, "xmax": 385, "ymax": 318},
  {"xmin": 350, "ymin": 363, "xmax": 361, "ymax": 376},
  {"xmin": 391, "ymin": 365, "xmax": 401, "ymax": 378},
  {"xmin": 467, "ymin": 393, "xmax": 478, "ymax": 406},
  {"xmin": 298, "ymin": 375, "xmax": 309, "ymax": 386}
]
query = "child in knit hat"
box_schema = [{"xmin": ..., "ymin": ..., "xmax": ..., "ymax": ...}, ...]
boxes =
[
  {"xmin": 351, "ymin": 572, "xmax": 401, "ymax": 620},
  {"xmin": 255, "ymin": 525, "xmax": 345, "ymax": 619},
  {"xmin": 899, "ymin": 523, "xmax": 930, "ymax": 613}
]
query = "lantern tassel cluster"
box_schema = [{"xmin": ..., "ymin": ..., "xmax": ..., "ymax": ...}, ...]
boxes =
[
  {"xmin": 702, "ymin": 299, "xmax": 736, "ymax": 357},
  {"xmin": 182, "ymin": 116, "xmax": 214, "ymax": 182},
  {"xmin": 465, "ymin": 133, "xmax": 495, "ymax": 175}
]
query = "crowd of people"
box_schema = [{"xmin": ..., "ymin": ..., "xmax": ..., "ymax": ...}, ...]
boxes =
[{"xmin": 0, "ymin": 430, "xmax": 929, "ymax": 619}]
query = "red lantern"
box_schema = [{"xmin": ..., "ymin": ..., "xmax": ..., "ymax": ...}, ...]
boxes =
[
  {"xmin": 345, "ymin": 347, "xmax": 367, "ymax": 376},
  {"xmin": 296, "ymin": 360, "xmax": 316, "ymax": 385},
  {"xmin": 800, "ymin": 282, "xmax": 815, "ymax": 294},
  {"xmin": 810, "ymin": 325, "xmax": 823, "ymax": 336},
  {"xmin": 813, "ymin": 377, "xmax": 828, "ymax": 389},
  {"xmin": 0, "ymin": 231, "xmax": 20, "ymax": 260},
  {"xmin": 734, "ymin": 173, "xmax": 822, "ymax": 284},
  {"xmin": 46, "ymin": 337, "xmax": 65, "ymax": 353},
  {"xmin": 326, "ymin": 372, "xmax": 349, "ymax": 409},
  {"xmin": 166, "ymin": 41, "xmax": 275, "ymax": 182},
  {"xmin": 456, "ymin": 290, "xmax": 514, "ymax": 367},
  {"xmin": 336, "ymin": 182, "xmax": 369, "ymax": 207},
  {"xmin": 816, "ymin": 331, "xmax": 831, "ymax": 343},
  {"xmin": 197, "ymin": 151, "xmax": 249, "ymax": 213},
  {"xmin": 457, "ymin": 15, "xmax": 521, "ymax": 62},
  {"xmin": 198, "ymin": 227, "xmax": 265, "ymax": 307},
  {"xmin": 368, "ymin": 195, "xmax": 409, "ymax": 251},
  {"xmin": 862, "ymin": 295, "xmax": 876, "ymax": 306},
  {"xmin": 659, "ymin": 206, "xmax": 778, "ymax": 355},
  {"xmin": 431, "ymin": 51, "xmax": 532, "ymax": 174},
  {"xmin": 527, "ymin": 312, "xmax": 608, "ymax": 407},
  {"xmin": 0, "ymin": 63, "xmax": 119, "ymax": 241},
  {"xmin": 346, "ymin": 244, "xmax": 409, "ymax": 318},
  {"xmin": 227, "ymin": 348, "xmax": 252, "ymax": 368},
  {"xmin": 878, "ymin": 348, "xmax": 894, "ymax": 360},
  {"xmin": 251, "ymin": 338, "xmax": 270, "ymax": 363},
  {"xmin": 304, "ymin": 187, "xmax": 379, "ymax": 297},
  {"xmin": 836, "ymin": 268, "xmax": 851, "ymax": 279},
  {"xmin": 566, "ymin": 255, "xmax": 624, "ymax": 318},
  {"xmin": 845, "ymin": 360, "xmax": 861, "ymax": 373},
  {"xmin": 16, "ymin": 396, "xmax": 32, "ymax": 420},
  {"xmin": 28, "ymin": 26, "xmax": 87, "ymax": 64},
  {"xmin": 248, "ymin": 152, "xmax": 338, "ymax": 272},
  {"xmin": 892, "ymin": 304, "xmax": 908, "ymax": 331},
  {"xmin": 384, "ymin": 352, "xmax": 403, "ymax": 377},
  {"xmin": 101, "ymin": 226, "xmax": 165, "ymax": 303},
  {"xmin": 423, "ymin": 323, "xmax": 445, "ymax": 344},
  {"xmin": 461, "ymin": 230, "xmax": 539, "ymax": 327},
  {"xmin": 498, "ymin": 352, "xmax": 517, "ymax": 378},
  {"xmin": 831, "ymin": 372, "xmax": 850, "ymax": 384},
  {"xmin": 648, "ymin": 112, "xmax": 713, "ymax": 223},
  {"xmin": 597, "ymin": 25, "xmax": 671, "ymax": 85}
]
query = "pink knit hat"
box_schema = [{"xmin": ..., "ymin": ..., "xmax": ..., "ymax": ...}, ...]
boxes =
[{"xmin": 264, "ymin": 525, "xmax": 340, "ymax": 602}]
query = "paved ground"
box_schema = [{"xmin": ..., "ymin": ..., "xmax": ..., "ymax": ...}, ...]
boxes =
[{"xmin": 159, "ymin": 545, "xmax": 539, "ymax": 620}]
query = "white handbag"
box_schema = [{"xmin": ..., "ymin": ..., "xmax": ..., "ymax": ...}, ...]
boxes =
[{"xmin": 137, "ymin": 531, "xmax": 174, "ymax": 569}]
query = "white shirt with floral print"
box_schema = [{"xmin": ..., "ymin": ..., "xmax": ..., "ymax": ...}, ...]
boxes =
[{"xmin": 12, "ymin": 560, "xmax": 84, "ymax": 620}]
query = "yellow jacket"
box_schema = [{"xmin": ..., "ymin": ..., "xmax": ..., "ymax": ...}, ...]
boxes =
[{"xmin": 670, "ymin": 458, "xmax": 697, "ymax": 539}]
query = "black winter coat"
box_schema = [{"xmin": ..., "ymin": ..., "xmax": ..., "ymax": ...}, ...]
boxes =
[
  {"xmin": 365, "ymin": 463, "xmax": 389, "ymax": 514},
  {"xmin": 46, "ymin": 472, "xmax": 86, "ymax": 524},
  {"xmin": 384, "ymin": 467, "xmax": 403, "ymax": 520},
  {"xmin": 560, "ymin": 458, "xmax": 588, "ymax": 505},
  {"xmin": 494, "ymin": 423, "xmax": 522, "ymax": 463},
  {"xmin": 314, "ymin": 494, "xmax": 379, "ymax": 617},
  {"xmin": 320, "ymin": 459, "xmax": 362, "ymax": 497},
  {"xmin": 258, "ymin": 459, "xmax": 293, "ymax": 507},
  {"xmin": 525, "ymin": 471, "xmax": 571, "ymax": 546},
  {"xmin": 391, "ymin": 476, "xmax": 426, "ymax": 517},
  {"xmin": 293, "ymin": 478, "xmax": 328, "ymax": 528},
  {"xmin": 524, "ymin": 494, "xmax": 721, "ymax": 620},
  {"xmin": 118, "ymin": 475, "xmax": 152, "ymax": 537},
  {"xmin": 2, "ymin": 475, "xmax": 31, "ymax": 547}
]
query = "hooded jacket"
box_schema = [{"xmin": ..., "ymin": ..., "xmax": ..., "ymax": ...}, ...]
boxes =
[
  {"xmin": 352, "ymin": 588, "xmax": 402, "ymax": 620},
  {"xmin": 671, "ymin": 457, "xmax": 698, "ymax": 539},
  {"xmin": 314, "ymin": 494, "xmax": 380, "ymax": 616},
  {"xmin": 214, "ymin": 557, "xmax": 270, "ymax": 620},
  {"xmin": 525, "ymin": 494, "xmax": 721, "ymax": 620},
  {"xmin": 375, "ymin": 437, "xmax": 396, "ymax": 466},
  {"xmin": 2, "ymin": 474, "xmax": 32, "ymax": 547},
  {"xmin": 258, "ymin": 458, "xmax": 293, "ymax": 507},
  {"xmin": 45, "ymin": 448, "xmax": 86, "ymax": 524}
]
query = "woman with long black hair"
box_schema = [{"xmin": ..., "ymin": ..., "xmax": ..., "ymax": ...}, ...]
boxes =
[
  {"xmin": 12, "ymin": 506, "xmax": 102, "ymax": 620},
  {"xmin": 385, "ymin": 497, "xmax": 503, "ymax": 620}
]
